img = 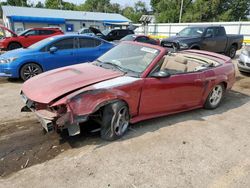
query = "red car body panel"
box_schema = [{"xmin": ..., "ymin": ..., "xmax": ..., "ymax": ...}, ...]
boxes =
[
  {"xmin": 21, "ymin": 42, "xmax": 235, "ymax": 132},
  {"xmin": 0, "ymin": 25, "xmax": 63, "ymax": 50},
  {"xmin": 22, "ymin": 63, "xmax": 124, "ymax": 104}
]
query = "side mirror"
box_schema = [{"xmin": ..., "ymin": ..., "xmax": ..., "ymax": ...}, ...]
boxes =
[
  {"xmin": 176, "ymin": 33, "xmax": 179, "ymax": 36},
  {"xmin": 49, "ymin": 46, "xmax": 58, "ymax": 53},
  {"xmin": 151, "ymin": 70, "xmax": 171, "ymax": 78}
]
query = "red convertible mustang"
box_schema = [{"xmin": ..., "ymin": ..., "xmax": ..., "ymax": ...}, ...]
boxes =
[{"xmin": 21, "ymin": 42, "xmax": 235, "ymax": 141}]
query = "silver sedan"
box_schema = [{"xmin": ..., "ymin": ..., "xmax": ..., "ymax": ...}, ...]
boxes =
[{"xmin": 238, "ymin": 47, "xmax": 250, "ymax": 73}]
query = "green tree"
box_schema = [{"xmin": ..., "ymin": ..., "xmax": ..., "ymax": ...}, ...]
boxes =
[
  {"xmin": 45, "ymin": 0, "xmax": 75, "ymax": 10},
  {"xmin": 5, "ymin": 0, "xmax": 28, "ymax": 6},
  {"xmin": 109, "ymin": 3, "xmax": 121, "ymax": 13},
  {"xmin": 45, "ymin": 0, "xmax": 59, "ymax": 9},
  {"xmin": 151, "ymin": 0, "xmax": 250, "ymax": 23},
  {"xmin": 134, "ymin": 0, "xmax": 147, "ymax": 13},
  {"xmin": 78, "ymin": 0, "xmax": 111, "ymax": 12},
  {"xmin": 35, "ymin": 1, "xmax": 45, "ymax": 8},
  {"xmin": 122, "ymin": 1, "xmax": 147, "ymax": 23}
]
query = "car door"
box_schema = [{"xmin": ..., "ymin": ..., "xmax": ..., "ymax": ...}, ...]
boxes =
[
  {"xmin": 139, "ymin": 70, "xmax": 206, "ymax": 115},
  {"xmin": 212, "ymin": 27, "xmax": 227, "ymax": 52},
  {"xmin": 107, "ymin": 30, "xmax": 119, "ymax": 41},
  {"xmin": 42, "ymin": 37, "xmax": 77, "ymax": 70},
  {"xmin": 39, "ymin": 29, "xmax": 56, "ymax": 40},
  {"xmin": 20, "ymin": 29, "xmax": 42, "ymax": 47},
  {"xmin": 201, "ymin": 27, "xmax": 227, "ymax": 53},
  {"xmin": 201, "ymin": 27, "xmax": 218, "ymax": 52},
  {"xmin": 76, "ymin": 37, "xmax": 103, "ymax": 63}
]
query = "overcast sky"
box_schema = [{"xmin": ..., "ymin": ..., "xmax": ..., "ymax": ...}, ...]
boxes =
[{"xmin": 25, "ymin": 0, "xmax": 151, "ymax": 8}]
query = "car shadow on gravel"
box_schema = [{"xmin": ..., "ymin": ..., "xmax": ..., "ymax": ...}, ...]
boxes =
[
  {"xmin": 0, "ymin": 78, "xmax": 23, "ymax": 85},
  {"xmin": 63, "ymin": 90, "xmax": 250, "ymax": 149},
  {"xmin": 0, "ymin": 90, "xmax": 249, "ymax": 177}
]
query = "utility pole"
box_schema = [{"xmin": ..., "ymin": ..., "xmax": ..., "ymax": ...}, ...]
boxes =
[
  {"xmin": 59, "ymin": 0, "xmax": 63, "ymax": 10},
  {"xmin": 179, "ymin": 0, "xmax": 184, "ymax": 23}
]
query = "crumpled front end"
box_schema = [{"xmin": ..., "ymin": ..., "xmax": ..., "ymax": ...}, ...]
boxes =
[{"xmin": 21, "ymin": 91, "xmax": 88, "ymax": 136}]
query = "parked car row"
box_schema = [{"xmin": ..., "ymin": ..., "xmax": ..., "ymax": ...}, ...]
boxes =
[
  {"xmin": 0, "ymin": 26, "xmax": 163, "ymax": 81},
  {"xmin": 0, "ymin": 24, "xmax": 238, "ymax": 141},
  {"xmin": 0, "ymin": 35, "xmax": 114, "ymax": 80},
  {"xmin": 0, "ymin": 25, "xmax": 64, "ymax": 50}
]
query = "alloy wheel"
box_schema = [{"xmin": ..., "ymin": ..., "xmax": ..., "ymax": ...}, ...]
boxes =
[
  {"xmin": 113, "ymin": 106, "xmax": 129, "ymax": 136},
  {"xmin": 209, "ymin": 85, "xmax": 223, "ymax": 107}
]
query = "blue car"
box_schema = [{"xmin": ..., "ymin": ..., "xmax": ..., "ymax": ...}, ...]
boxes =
[{"xmin": 0, "ymin": 34, "xmax": 114, "ymax": 80}]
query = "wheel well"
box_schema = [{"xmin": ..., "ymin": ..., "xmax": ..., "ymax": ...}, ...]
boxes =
[
  {"xmin": 221, "ymin": 82, "xmax": 227, "ymax": 90},
  {"xmin": 190, "ymin": 45, "xmax": 200, "ymax": 50},
  {"xmin": 93, "ymin": 99, "xmax": 130, "ymax": 115},
  {"xmin": 8, "ymin": 41, "xmax": 22, "ymax": 48},
  {"xmin": 19, "ymin": 62, "xmax": 43, "ymax": 78},
  {"xmin": 231, "ymin": 43, "xmax": 238, "ymax": 49}
]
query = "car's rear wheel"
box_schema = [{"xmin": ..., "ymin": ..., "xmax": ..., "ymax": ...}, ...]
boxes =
[
  {"xmin": 7, "ymin": 42, "xmax": 22, "ymax": 50},
  {"xmin": 20, "ymin": 63, "xmax": 43, "ymax": 81},
  {"xmin": 204, "ymin": 84, "xmax": 225, "ymax": 109},
  {"xmin": 101, "ymin": 101, "xmax": 130, "ymax": 141},
  {"xmin": 227, "ymin": 45, "xmax": 237, "ymax": 59}
]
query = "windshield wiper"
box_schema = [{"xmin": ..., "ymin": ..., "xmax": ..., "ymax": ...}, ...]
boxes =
[{"xmin": 100, "ymin": 61, "xmax": 127, "ymax": 73}]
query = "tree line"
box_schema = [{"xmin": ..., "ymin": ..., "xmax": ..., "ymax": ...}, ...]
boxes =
[{"xmin": 1, "ymin": 0, "xmax": 249, "ymax": 23}]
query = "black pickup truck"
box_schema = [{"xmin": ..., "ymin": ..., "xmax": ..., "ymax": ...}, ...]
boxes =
[{"xmin": 161, "ymin": 26, "xmax": 243, "ymax": 58}]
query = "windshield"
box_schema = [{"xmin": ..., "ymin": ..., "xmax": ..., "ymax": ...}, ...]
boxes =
[
  {"xmin": 97, "ymin": 43, "xmax": 159, "ymax": 76},
  {"xmin": 18, "ymin": 29, "xmax": 30, "ymax": 36},
  {"xmin": 28, "ymin": 37, "xmax": 55, "ymax": 49},
  {"xmin": 120, "ymin": 35, "xmax": 136, "ymax": 41},
  {"xmin": 178, "ymin": 27, "xmax": 205, "ymax": 37}
]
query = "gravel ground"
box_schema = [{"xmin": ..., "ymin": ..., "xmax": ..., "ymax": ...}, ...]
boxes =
[{"xmin": 0, "ymin": 56, "xmax": 250, "ymax": 188}]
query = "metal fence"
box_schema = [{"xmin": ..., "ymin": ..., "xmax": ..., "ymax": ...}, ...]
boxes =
[{"xmin": 134, "ymin": 21, "xmax": 250, "ymax": 44}]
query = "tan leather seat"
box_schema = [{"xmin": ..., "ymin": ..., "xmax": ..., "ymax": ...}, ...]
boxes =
[
  {"xmin": 186, "ymin": 61, "xmax": 201, "ymax": 72},
  {"xmin": 160, "ymin": 56, "xmax": 171, "ymax": 70},
  {"xmin": 165, "ymin": 60, "xmax": 187, "ymax": 72},
  {"xmin": 175, "ymin": 55, "xmax": 188, "ymax": 64}
]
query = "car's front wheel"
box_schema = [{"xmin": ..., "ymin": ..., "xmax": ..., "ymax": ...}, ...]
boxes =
[
  {"xmin": 204, "ymin": 84, "xmax": 225, "ymax": 109},
  {"xmin": 101, "ymin": 101, "xmax": 130, "ymax": 141},
  {"xmin": 20, "ymin": 63, "xmax": 43, "ymax": 81},
  {"xmin": 8, "ymin": 42, "xmax": 22, "ymax": 51}
]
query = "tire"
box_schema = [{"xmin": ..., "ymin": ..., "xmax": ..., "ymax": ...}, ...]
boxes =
[
  {"xmin": 227, "ymin": 45, "xmax": 237, "ymax": 59},
  {"xmin": 101, "ymin": 101, "xmax": 130, "ymax": 141},
  {"xmin": 7, "ymin": 42, "xmax": 22, "ymax": 51},
  {"xmin": 204, "ymin": 84, "xmax": 225, "ymax": 109},
  {"xmin": 20, "ymin": 63, "xmax": 43, "ymax": 81}
]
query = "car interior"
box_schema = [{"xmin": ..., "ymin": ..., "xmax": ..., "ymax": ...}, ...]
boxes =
[{"xmin": 159, "ymin": 53, "xmax": 221, "ymax": 74}]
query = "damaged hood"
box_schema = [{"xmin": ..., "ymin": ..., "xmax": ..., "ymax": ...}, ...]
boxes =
[
  {"xmin": 22, "ymin": 63, "xmax": 123, "ymax": 104},
  {"xmin": 0, "ymin": 24, "xmax": 17, "ymax": 37}
]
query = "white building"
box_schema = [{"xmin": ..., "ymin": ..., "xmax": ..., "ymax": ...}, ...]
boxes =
[{"xmin": 1, "ymin": 6, "xmax": 131, "ymax": 33}]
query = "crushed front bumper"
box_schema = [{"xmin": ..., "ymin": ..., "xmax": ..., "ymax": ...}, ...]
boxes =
[{"xmin": 21, "ymin": 92, "xmax": 89, "ymax": 136}]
